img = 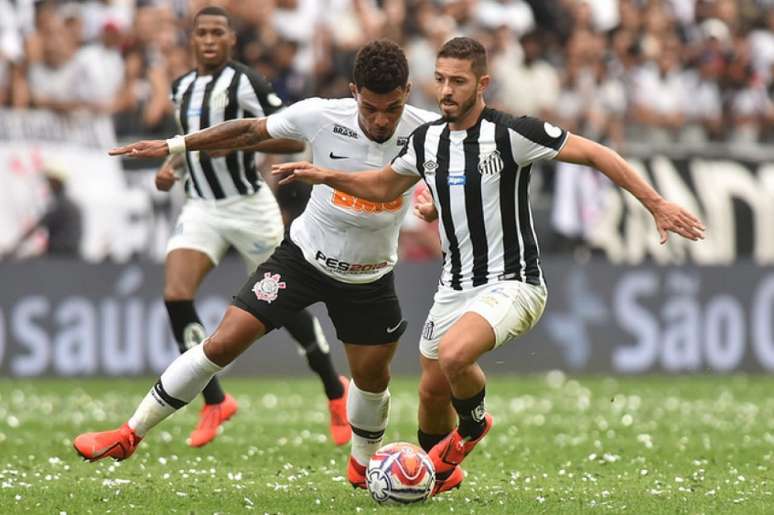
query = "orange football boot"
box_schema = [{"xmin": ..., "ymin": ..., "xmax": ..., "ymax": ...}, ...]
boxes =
[
  {"xmin": 188, "ymin": 393, "xmax": 238, "ymax": 448},
  {"xmin": 328, "ymin": 376, "xmax": 351, "ymax": 446},
  {"xmin": 432, "ymin": 465, "xmax": 464, "ymax": 495},
  {"xmin": 347, "ymin": 455, "xmax": 367, "ymax": 489},
  {"xmin": 428, "ymin": 414, "xmax": 493, "ymax": 475},
  {"xmin": 73, "ymin": 423, "xmax": 142, "ymax": 462}
]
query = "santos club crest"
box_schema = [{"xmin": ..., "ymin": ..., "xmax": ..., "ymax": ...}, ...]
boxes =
[
  {"xmin": 253, "ymin": 272, "xmax": 286, "ymax": 303},
  {"xmin": 478, "ymin": 150, "xmax": 504, "ymax": 175}
]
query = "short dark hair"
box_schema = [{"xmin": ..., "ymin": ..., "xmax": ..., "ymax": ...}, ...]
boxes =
[
  {"xmin": 437, "ymin": 37, "xmax": 488, "ymax": 77},
  {"xmin": 193, "ymin": 6, "xmax": 232, "ymax": 28},
  {"xmin": 352, "ymin": 39, "xmax": 409, "ymax": 93}
]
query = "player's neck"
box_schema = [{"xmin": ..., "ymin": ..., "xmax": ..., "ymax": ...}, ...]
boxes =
[
  {"xmin": 197, "ymin": 60, "xmax": 228, "ymax": 76},
  {"xmin": 448, "ymin": 99, "xmax": 485, "ymax": 131}
]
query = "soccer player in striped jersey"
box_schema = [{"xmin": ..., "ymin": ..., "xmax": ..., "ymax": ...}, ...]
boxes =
[
  {"xmin": 73, "ymin": 39, "xmax": 464, "ymax": 494},
  {"xmin": 271, "ymin": 36, "xmax": 706, "ymax": 483},
  {"xmin": 141, "ymin": 6, "xmax": 350, "ymax": 448}
]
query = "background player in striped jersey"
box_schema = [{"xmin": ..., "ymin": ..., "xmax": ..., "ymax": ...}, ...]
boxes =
[
  {"xmin": 147, "ymin": 6, "xmax": 350, "ymax": 449},
  {"xmin": 73, "ymin": 40, "xmax": 467, "ymax": 495},
  {"xmin": 271, "ymin": 36, "xmax": 706, "ymax": 486}
]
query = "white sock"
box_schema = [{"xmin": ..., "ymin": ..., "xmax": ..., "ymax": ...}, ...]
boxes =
[
  {"xmin": 348, "ymin": 380, "xmax": 390, "ymax": 466},
  {"xmin": 128, "ymin": 344, "xmax": 222, "ymax": 436}
]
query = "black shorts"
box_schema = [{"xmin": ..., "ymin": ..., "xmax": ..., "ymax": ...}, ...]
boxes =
[{"xmin": 233, "ymin": 238, "xmax": 406, "ymax": 345}]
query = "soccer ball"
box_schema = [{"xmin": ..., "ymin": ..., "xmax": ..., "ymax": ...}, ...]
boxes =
[{"xmin": 366, "ymin": 442, "xmax": 435, "ymax": 504}]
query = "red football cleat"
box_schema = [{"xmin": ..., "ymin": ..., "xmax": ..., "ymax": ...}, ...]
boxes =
[
  {"xmin": 73, "ymin": 423, "xmax": 142, "ymax": 462},
  {"xmin": 347, "ymin": 455, "xmax": 367, "ymax": 489},
  {"xmin": 188, "ymin": 394, "xmax": 238, "ymax": 448},
  {"xmin": 432, "ymin": 465, "xmax": 464, "ymax": 495},
  {"xmin": 428, "ymin": 414, "xmax": 493, "ymax": 475},
  {"xmin": 328, "ymin": 376, "xmax": 351, "ymax": 446}
]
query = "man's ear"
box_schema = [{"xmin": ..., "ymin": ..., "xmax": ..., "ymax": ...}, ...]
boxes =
[
  {"xmin": 478, "ymin": 74, "xmax": 491, "ymax": 95},
  {"xmin": 349, "ymin": 82, "xmax": 359, "ymax": 99}
]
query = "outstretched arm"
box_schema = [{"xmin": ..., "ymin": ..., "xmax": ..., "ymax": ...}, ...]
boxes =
[
  {"xmin": 556, "ymin": 133, "xmax": 705, "ymax": 243},
  {"xmin": 109, "ymin": 118, "xmax": 280, "ymax": 158},
  {"xmin": 272, "ymin": 161, "xmax": 419, "ymax": 202}
]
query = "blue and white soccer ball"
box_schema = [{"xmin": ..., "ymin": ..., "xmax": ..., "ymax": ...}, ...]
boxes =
[{"xmin": 366, "ymin": 442, "xmax": 436, "ymax": 504}]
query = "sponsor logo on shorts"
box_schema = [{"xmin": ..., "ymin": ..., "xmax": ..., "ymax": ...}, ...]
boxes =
[
  {"xmin": 252, "ymin": 272, "xmax": 286, "ymax": 303},
  {"xmin": 333, "ymin": 124, "xmax": 358, "ymax": 139},
  {"xmin": 314, "ymin": 250, "xmax": 389, "ymax": 274},
  {"xmin": 422, "ymin": 320, "xmax": 434, "ymax": 340}
]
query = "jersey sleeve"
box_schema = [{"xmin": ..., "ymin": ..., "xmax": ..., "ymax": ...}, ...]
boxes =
[
  {"xmin": 391, "ymin": 131, "xmax": 421, "ymax": 177},
  {"xmin": 237, "ymin": 71, "xmax": 284, "ymax": 117},
  {"xmin": 507, "ymin": 116, "xmax": 568, "ymax": 166},
  {"xmin": 265, "ymin": 97, "xmax": 326, "ymax": 142}
]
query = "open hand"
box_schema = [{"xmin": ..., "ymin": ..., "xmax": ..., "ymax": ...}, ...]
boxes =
[
  {"xmin": 271, "ymin": 161, "xmax": 329, "ymax": 186},
  {"xmin": 652, "ymin": 200, "xmax": 705, "ymax": 244},
  {"xmin": 414, "ymin": 189, "xmax": 438, "ymax": 222},
  {"xmin": 109, "ymin": 140, "xmax": 169, "ymax": 158}
]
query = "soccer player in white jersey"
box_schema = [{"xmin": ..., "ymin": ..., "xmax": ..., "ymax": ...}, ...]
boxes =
[
  {"xmin": 71, "ymin": 40, "xmax": 461, "ymax": 493},
  {"xmin": 271, "ymin": 37, "xmax": 706, "ymax": 484}
]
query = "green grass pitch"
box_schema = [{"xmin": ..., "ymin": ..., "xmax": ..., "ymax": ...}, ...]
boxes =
[{"xmin": 0, "ymin": 375, "xmax": 772, "ymax": 513}]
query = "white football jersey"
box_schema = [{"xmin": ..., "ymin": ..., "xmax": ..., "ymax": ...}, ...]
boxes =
[{"xmin": 266, "ymin": 98, "xmax": 438, "ymax": 283}]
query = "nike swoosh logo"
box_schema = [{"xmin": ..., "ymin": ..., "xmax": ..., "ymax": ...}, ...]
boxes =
[
  {"xmin": 329, "ymin": 152, "xmax": 349, "ymax": 160},
  {"xmin": 386, "ymin": 320, "xmax": 405, "ymax": 333}
]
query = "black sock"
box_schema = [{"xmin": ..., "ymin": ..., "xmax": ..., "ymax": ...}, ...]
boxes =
[
  {"xmin": 284, "ymin": 310, "xmax": 343, "ymax": 400},
  {"xmin": 164, "ymin": 299, "xmax": 225, "ymax": 405},
  {"xmin": 451, "ymin": 387, "xmax": 487, "ymax": 440},
  {"xmin": 418, "ymin": 429, "xmax": 455, "ymax": 479},
  {"xmin": 417, "ymin": 429, "xmax": 449, "ymax": 453}
]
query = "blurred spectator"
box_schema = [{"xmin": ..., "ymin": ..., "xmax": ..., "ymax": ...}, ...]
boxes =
[
  {"xmin": 3, "ymin": 163, "xmax": 82, "ymax": 260},
  {"xmin": 26, "ymin": 11, "xmax": 85, "ymax": 112},
  {"xmin": 74, "ymin": 20, "xmax": 125, "ymax": 111},
  {"xmin": 630, "ymin": 41, "xmax": 687, "ymax": 144},
  {"xmin": 493, "ymin": 30, "xmax": 560, "ymax": 120}
]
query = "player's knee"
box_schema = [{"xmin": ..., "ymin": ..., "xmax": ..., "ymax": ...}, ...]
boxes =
[{"xmin": 438, "ymin": 342, "xmax": 474, "ymax": 380}]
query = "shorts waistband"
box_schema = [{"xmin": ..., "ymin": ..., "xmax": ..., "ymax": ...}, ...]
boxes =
[{"xmin": 186, "ymin": 190, "xmax": 262, "ymax": 208}]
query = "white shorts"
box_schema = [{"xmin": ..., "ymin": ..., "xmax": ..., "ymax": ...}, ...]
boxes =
[
  {"xmin": 419, "ymin": 280, "xmax": 548, "ymax": 360},
  {"xmin": 166, "ymin": 187, "xmax": 284, "ymax": 273}
]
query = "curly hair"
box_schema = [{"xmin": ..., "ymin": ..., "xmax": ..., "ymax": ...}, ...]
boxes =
[
  {"xmin": 352, "ymin": 39, "xmax": 409, "ymax": 93},
  {"xmin": 438, "ymin": 37, "xmax": 488, "ymax": 77}
]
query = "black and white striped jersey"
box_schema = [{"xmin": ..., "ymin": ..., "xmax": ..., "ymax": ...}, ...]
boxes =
[
  {"xmin": 392, "ymin": 108, "xmax": 568, "ymax": 290},
  {"xmin": 171, "ymin": 61, "xmax": 284, "ymax": 200}
]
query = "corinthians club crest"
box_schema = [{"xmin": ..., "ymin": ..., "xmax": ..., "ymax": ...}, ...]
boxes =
[
  {"xmin": 478, "ymin": 150, "xmax": 504, "ymax": 175},
  {"xmin": 253, "ymin": 272, "xmax": 286, "ymax": 303}
]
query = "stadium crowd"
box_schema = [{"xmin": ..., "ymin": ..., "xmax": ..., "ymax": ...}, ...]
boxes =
[
  {"xmin": 0, "ymin": 0, "xmax": 772, "ymax": 261},
  {"xmin": 1, "ymin": 0, "xmax": 772, "ymax": 144}
]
